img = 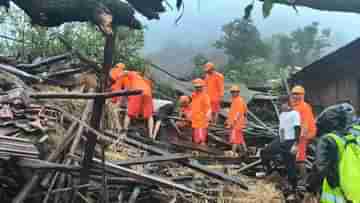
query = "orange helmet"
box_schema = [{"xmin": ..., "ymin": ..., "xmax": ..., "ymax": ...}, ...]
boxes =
[
  {"xmin": 291, "ymin": 85, "xmax": 305, "ymax": 94},
  {"xmin": 230, "ymin": 85, "xmax": 240, "ymax": 92},
  {"xmin": 179, "ymin": 96, "xmax": 190, "ymax": 105},
  {"xmin": 115, "ymin": 63, "xmax": 125, "ymax": 70},
  {"xmin": 192, "ymin": 78, "xmax": 205, "ymax": 87},
  {"xmin": 203, "ymin": 62, "xmax": 215, "ymax": 71}
]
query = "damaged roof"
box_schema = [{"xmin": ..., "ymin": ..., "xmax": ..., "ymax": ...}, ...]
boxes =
[{"xmin": 291, "ymin": 38, "xmax": 360, "ymax": 82}]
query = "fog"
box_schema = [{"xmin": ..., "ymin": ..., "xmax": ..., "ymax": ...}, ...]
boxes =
[{"xmin": 141, "ymin": 0, "xmax": 360, "ymax": 53}]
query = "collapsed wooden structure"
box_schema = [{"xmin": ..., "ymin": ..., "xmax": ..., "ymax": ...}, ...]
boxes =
[
  {"xmin": 0, "ymin": 1, "xmax": 296, "ymax": 203},
  {"xmin": 0, "ymin": 52, "xmax": 291, "ymax": 203}
]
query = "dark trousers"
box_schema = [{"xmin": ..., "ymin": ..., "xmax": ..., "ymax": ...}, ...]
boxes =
[{"xmin": 261, "ymin": 137, "xmax": 297, "ymax": 188}]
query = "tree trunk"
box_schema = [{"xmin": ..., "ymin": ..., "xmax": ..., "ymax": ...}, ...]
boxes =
[{"xmin": 10, "ymin": 0, "xmax": 141, "ymax": 29}]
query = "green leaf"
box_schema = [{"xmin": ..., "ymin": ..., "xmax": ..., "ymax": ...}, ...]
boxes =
[
  {"xmin": 262, "ymin": 0, "xmax": 273, "ymax": 18},
  {"xmin": 243, "ymin": 4, "xmax": 254, "ymax": 20}
]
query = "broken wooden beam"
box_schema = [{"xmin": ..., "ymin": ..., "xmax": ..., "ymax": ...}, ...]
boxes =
[
  {"xmin": 169, "ymin": 138, "xmax": 224, "ymax": 155},
  {"xmin": 16, "ymin": 53, "xmax": 72, "ymax": 70},
  {"xmin": 112, "ymin": 154, "xmax": 193, "ymax": 166},
  {"xmin": 80, "ymin": 32, "xmax": 115, "ymax": 198},
  {"xmin": 92, "ymin": 157, "xmax": 205, "ymax": 196},
  {"xmin": 123, "ymin": 136, "xmax": 248, "ymax": 190},
  {"xmin": 30, "ymin": 89, "xmax": 142, "ymax": 100},
  {"xmin": 12, "ymin": 122, "xmax": 78, "ymax": 203},
  {"xmin": 238, "ymin": 160, "xmax": 262, "ymax": 173},
  {"xmin": 16, "ymin": 158, "xmax": 81, "ymax": 172},
  {"xmin": 0, "ymin": 63, "xmax": 42, "ymax": 82}
]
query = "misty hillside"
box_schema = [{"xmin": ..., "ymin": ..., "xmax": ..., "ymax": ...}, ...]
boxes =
[
  {"xmin": 142, "ymin": 0, "xmax": 360, "ymax": 76},
  {"xmin": 146, "ymin": 41, "xmax": 227, "ymax": 76}
]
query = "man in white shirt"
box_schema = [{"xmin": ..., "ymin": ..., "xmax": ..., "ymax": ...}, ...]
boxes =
[{"xmin": 261, "ymin": 95, "xmax": 301, "ymax": 198}]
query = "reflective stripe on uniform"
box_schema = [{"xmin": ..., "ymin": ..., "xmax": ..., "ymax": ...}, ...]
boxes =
[{"xmin": 321, "ymin": 192, "xmax": 346, "ymax": 203}]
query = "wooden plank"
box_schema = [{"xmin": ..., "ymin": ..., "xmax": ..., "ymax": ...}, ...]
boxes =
[
  {"xmin": 80, "ymin": 33, "xmax": 114, "ymax": 201},
  {"xmin": 16, "ymin": 53, "xmax": 71, "ymax": 69},
  {"xmin": 123, "ymin": 136, "xmax": 248, "ymax": 190},
  {"xmin": 16, "ymin": 158, "xmax": 81, "ymax": 172},
  {"xmin": 92, "ymin": 157, "xmax": 205, "ymax": 196},
  {"xmin": 0, "ymin": 135, "xmax": 34, "ymax": 144},
  {"xmin": 30, "ymin": 89, "xmax": 142, "ymax": 100},
  {"xmin": 112, "ymin": 154, "xmax": 193, "ymax": 166},
  {"xmin": 169, "ymin": 138, "xmax": 223, "ymax": 155},
  {"xmin": 237, "ymin": 160, "xmax": 262, "ymax": 173},
  {"xmin": 12, "ymin": 122, "xmax": 78, "ymax": 203}
]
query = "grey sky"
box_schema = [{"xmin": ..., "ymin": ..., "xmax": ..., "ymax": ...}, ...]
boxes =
[{"xmin": 140, "ymin": 0, "xmax": 360, "ymax": 53}]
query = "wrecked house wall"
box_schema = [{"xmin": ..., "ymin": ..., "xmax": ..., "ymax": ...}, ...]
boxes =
[
  {"xmin": 301, "ymin": 74, "xmax": 359, "ymax": 114},
  {"xmin": 291, "ymin": 38, "xmax": 360, "ymax": 114}
]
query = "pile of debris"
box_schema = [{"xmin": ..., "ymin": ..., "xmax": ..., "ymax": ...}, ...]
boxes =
[{"xmin": 0, "ymin": 53, "xmax": 290, "ymax": 203}]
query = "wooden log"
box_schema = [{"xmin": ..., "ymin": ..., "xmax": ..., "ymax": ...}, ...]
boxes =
[
  {"xmin": 16, "ymin": 53, "xmax": 71, "ymax": 69},
  {"xmin": 12, "ymin": 122, "xmax": 78, "ymax": 203},
  {"xmin": 123, "ymin": 136, "xmax": 249, "ymax": 190},
  {"xmin": 16, "ymin": 158, "xmax": 81, "ymax": 172},
  {"xmin": 208, "ymin": 132, "xmax": 232, "ymax": 147},
  {"xmin": 248, "ymin": 110, "xmax": 277, "ymax": 136},
  {"xmin": 112, "ymin": 154, "xmax": 193, "ymax": 166},
  {"xmin": 53, "ymin": 34, "xmax": 101, "ymax": 71},
  {"xmin": 92, "ymin": 157, "xmax": 205, "ymax": 196},
  {"xmin": 238, "ymin": 160, "xmax": 262, "ymax": 173},
  {"xmin": 90, "ymin": 176, "xmax": 152, "ymax": 186},
  {"xmin": 30, "ymin": 89, "xmax": 142, "ymax": 99},
  {"xmin": 44, "ymin": 68, "xmax": 84, "ymax": 78},
  {"xmin": 42, "ymin": 170, "xmax": 61, "ymax": 203},
  {"xmin": 128, "ymin": 187, "xmax": 141, "ymax": 203},
  {"xmin": 29, "ymin": 184, "xmax": 96, "ymax": 198},
  {"xmin": 80, "ymin": 32, "xmax": 115, "ymax": 196},
  {"xmin": 169, "ymin": 138, "xmax": 223, "ymax": 155},
  {"xmin": 0, "ymin": 63, "xmax": 42, "ymax": 82},
  {"xmin": 53, "ymin": 98, "xmax": 94, "ymax": 202}
]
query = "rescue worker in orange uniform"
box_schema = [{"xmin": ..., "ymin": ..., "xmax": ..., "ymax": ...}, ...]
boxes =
[
  {"xmin": 191, "ymin": 79, "xmax": 211, "ymax": 145},
  {"xmin": 225, "ymin": 85, "xmax": 248, "ymax": 156},
  {"xmin": 110, "ymin": 63, "xmax": 128, "ymax": 104},
  {"xmin": 176, "ymin": 95, "xmax": 192, "ymax": 129},
  {"xmin": 110, "ymin": 64, "xmax": 154, "ymax": 138},
  {"xmin": 203, "ymin": 62, "xmax": 224, "ymax": 124},
  {"xmin": 290, "ymin": 85, "xmax": 317, "ymax": 179}
]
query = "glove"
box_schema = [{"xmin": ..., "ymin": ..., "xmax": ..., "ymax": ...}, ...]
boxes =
[{"xmin": 290, "ymin": 144, "xmax": 298, "ymax": 155}]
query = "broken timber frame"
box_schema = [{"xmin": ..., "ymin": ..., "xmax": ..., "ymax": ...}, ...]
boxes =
[
  {"xmin": 123, "ymin": 136, "xmax": 249, "ymax": 190},
  {"xmin": 79, "ymin": 31, "xmax": 115, "ymax": 197}
]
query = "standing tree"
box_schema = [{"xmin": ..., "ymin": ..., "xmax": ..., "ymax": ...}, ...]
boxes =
[
  {"xmin": 272, "ymin": 22, "xmax": 331, "ymax": 71},
  {"xmin": 190, "ymin": 53, "xmax": 208, "ymax": 79},
  {"xmin": 291, "ymin": 22, "xmax": 331, "ymax": 66},
  {"xmin": 215, "ymin": 19, "xmax": 274, "ymax": 84},
  {"xmin": 215, "ymin": 19, "xmax": 270, "ymax": 64}
]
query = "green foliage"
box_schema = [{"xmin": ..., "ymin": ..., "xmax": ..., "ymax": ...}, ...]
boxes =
[
  {"xmin": 262, "ymin": 0, "xmax": 274, "ymax": 18},
  {"xmin": 243, "ymin": 3, "xmax": 254, "ymax": 20},
  {"xmin": 214, "ymin": 19, "xmax": 275, "ymax": 85},
  {"xmin": 215, "ymin": 19, "xmax": 270, "ymax": 64},
  {"xmin": 272, "ymin": 22, "xmax": 332, "ymax": 68},
  {"xmin": 190, "ymin": 53, "xmax": 208, "ymax": 79},
  {"xmin": 223, "ymin": 59, "xmax": 277, "ymax": 85},
  {"xmin": 0, "ymin": 6, "xmax": 144, "ymax": 70}
]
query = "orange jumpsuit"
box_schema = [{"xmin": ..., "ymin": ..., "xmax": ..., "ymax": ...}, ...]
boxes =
[
  {"xmin": 191, "ymin": 91, "xmax": 211, "ymax": 144},
  {"xmin": 292, "ymin": 97, "xmax": 317, "ymax": 162},
  {"xmin": 110, "ymin": 67, "xmax": 128, "ymax": 104},
  {"xmin": 226, "ymin": 96, "xmax": 248, "ymax": 145},
  {"xmin": 204, "ymin": 71, "xmax": 224, "ymax": 113},
  {"xmin": 120, "ymin": 71, "xmax": 153, "ymax": 119}
]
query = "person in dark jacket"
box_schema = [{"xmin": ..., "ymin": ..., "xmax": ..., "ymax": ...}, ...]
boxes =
[{"xmin": 307, "ymin": 102, "xmax": 355, "ymax": 202}]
